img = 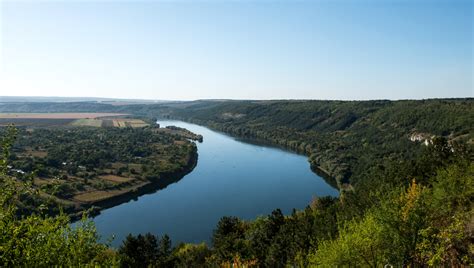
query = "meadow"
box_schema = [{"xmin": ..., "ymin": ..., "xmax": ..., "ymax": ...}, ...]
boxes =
[
  {"xmin": 0, "ymin": 113, "xmax": 148, "ymax": 128},
  {"xmin": 0, "ymin": 112, "xmax": 127, "ymax": 119}
]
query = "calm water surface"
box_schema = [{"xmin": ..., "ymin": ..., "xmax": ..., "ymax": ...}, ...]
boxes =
[{"xmin": 92, "ymin": 120, "xmax": 338, "ymax": 246}]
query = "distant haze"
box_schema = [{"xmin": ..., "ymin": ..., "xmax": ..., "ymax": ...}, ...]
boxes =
[{"xmin": 1, "ymin": 1, "xmax": 472, "ymax": 100}]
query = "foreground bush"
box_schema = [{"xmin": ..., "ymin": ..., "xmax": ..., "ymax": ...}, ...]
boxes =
[{"xmin": 0, "ymin": 127, "xmax": 117, "ymax": 266}]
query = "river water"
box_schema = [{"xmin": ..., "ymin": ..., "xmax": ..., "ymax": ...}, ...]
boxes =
[{"xmin": 92, "ymin": 120, "xmax": 338, "ymax": 247}]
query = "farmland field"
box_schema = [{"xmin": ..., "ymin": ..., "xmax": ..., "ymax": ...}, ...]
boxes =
[
  {"xmin": 72, "ymin": 184, "xmax": 147, "ymax": 203},
  {"xmin": 0, "ymin": 113, "xmax": 129, "ymax": 126},
  {"xmin": 71, "ymin": 118, "xmax": 149, "ymax": 128},
  {"xmin": 0, "ymin": 113, "xmax": 150, "ymax": 128},
  {"xmin": 70, "ymin": 118, "xmax": 103, "ymax": 127},
  {"xmin": 0, "ymin": 112, "xmax": 127, "ymax": 119},
  {"xmin": 113, "ymin": 118, "xmax": 149, "ymax": 128},
  {"xmin": 0, "ymin": 118, "xmax": 75, "ymax": 127},
  {"xmin": 99, "ymin": 174, "xmax": 135, "ymax": 183}
]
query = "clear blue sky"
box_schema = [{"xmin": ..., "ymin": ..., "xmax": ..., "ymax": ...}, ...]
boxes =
[{"xmin": 1, "ymin": 0, "xmax": 472, "ymax": 100}]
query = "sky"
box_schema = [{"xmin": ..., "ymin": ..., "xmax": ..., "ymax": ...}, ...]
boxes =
[{"xmin": 0, "ymin": 0, "xmax": 472, "ymax": 100}]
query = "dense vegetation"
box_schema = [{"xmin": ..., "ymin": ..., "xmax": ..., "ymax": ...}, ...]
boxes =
[
  {"xmin": 156, "ymin": 99, "xmax": 473, "ymax": 188},
  {"xmin": 0, "ymin": 127, "xmax": 118, "ymax": 266},
  {"xmin": 0, "ymin": 124, "xmax": 198, "ymax": 216},
  {"xmin": 2, "ymin": 127, "xmax": 471, "ymax": 266},
  {"xmin": 206, "ymin": 138, "xmax": 473, "ymax": 267},
  {"xmin": 112, "ymin": 137, "xmax": 472, "ymax": 267},
  {"xmin": 2, "ymin": 99, "xmax": 471, "ymax": 188},
  {"xmin": 0, "ymin": 99, "xmax": 472, "ymax": 266}
]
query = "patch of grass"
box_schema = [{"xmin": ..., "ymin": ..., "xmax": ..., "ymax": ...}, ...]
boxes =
[
  {"xmin": 99, "ymin": 175, "xmax": 134, "ymax": 183},
  {"xmin": 26, "ymin": 149, "xmax": 48, "ymax": 158},
  {"xmin": 71, "ymin": 118, "xmax": 103, "ymax": 127},
  {"xmin": 0, "ymin": 112, "xmax": 127, "ymax": 119},
  {"xmin": 72, "ymin": 182, "xmax": 148, "ymax": 203},
  {"xmin": 71, "ymin": 118, "xmax": 149, "ymax": 128}
]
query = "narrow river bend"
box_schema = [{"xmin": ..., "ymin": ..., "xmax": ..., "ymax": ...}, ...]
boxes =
[{"xmin": 92, "ymin": 120, "xmax": 338, "ymax": 246}]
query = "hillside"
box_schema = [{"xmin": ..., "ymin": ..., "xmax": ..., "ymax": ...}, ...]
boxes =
[
  {"xmin": 1, "ymin": 122, "xmax": 472, "ymax": 267},
  {"xmin": 1, "ymin": 99, "xmax": 472, "ymax": 189},
  {"xmin": 155, "ymin": 99, "xmax": 474, "ymax": 189},
  {"xmin": 0, "ymin": 99, "xmax": 473, "ymax": 266}
]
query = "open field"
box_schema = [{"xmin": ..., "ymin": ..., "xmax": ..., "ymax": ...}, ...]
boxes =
[
  {"xmin": 0, "ymin": 113, "xmax": 150, "ymax": 127},
  {"xmin": 0, "ymin": 118, "xmax": 76, "ymax": 127},
  {"xmin": 25, "ymin": 149, "xmax": 48, "ymax": 158},
  {"xmin": 99, "ymin": 174, "xmax": 135, "ymax": 183},
  {"xmin": 72, "ymin": 181, "xmax": 150, "ymax": 203},
  {"xmin": 70, "ymin": 118, "xmax": 103, "ymax": 127},
  {"xmin": 0, "ymin": 112, "xmax": 128, "ymax": 119},
  {"xmin": 71, "ymin": 118, "xmax": 149, "ymax": 128},
  {"xmin": 0, "ymin": 113, "xmax": 129, "ymax": 127},
  {"xmin": 112, "ymin": 118, "xmax": 149, "ymax": 127}
]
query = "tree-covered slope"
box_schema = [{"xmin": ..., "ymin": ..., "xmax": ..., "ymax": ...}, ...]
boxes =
[
  {"xmin": 1, "ymin": 99, "xmax": 472, "ymax": 188},
  {"xmin": 0, "ymin": 99, "xmax": 473, "ymax": 266},
  {"xmin": 156, "ymin": 99, "xmax": 473, "ymax": 188}
]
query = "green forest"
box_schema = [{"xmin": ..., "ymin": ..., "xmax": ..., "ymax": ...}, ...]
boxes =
[
  {"xmin": 157, "ymin": 99, "xmax": 473, "ymax": 188},
  {"xmin": 0, "ymin": 99, "xmax": 473, "ymax": 266}
]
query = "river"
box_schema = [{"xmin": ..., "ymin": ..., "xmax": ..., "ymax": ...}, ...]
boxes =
[{"xmin": 91, "ymin": 120, "xmax": 338, "ymax": 247}]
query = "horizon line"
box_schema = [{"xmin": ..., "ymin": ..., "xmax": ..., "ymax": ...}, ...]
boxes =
[{"xmin": 0, "ymin": 95, "xmax": 473, "ymax": 103}]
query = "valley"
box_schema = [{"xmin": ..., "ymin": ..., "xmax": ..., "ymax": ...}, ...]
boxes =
[{"xmin": 2, "ymin": 119, "xmax": 199, "ymax": 218}]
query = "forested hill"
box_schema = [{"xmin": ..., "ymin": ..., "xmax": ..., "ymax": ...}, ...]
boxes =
[
  {"xmin": 1, "ymin": 99, "xmax": 472, "ymax": 189},
  {"xmin": 155, "ymin": 99, "xmax": 474, "ymax": 188},
  {"xmin": 1, "ymin": 99, "xmax": 473, "ymax": 266}
]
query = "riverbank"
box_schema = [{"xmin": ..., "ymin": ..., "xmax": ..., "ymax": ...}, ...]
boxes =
[
  {"xmin": 91, "ymin": 119, "xmax": 338, "ymax": 246},
  {"xmin": 160, "ymin": 116, "xmax": 341, "ymax": 190}
]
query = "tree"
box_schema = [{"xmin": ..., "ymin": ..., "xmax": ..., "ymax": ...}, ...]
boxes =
[
  {"xmin": 0, "ymin": 126, "xmax": 115, "ymax": 266},
  {"xmin": 415, "ymin": 162, "xmax": 474, "ymax": 266},
  {"xmin": 157, "ymin": 234, "xmax": 173, "ymax": 267},
  {"xmin": 171, "ymin": 243, "xmax": 211, "ymax": 268},
  {"xmin": 118, "ymin": 233, "xmax": 175, "ymax": 267},
  {"xmin": 212, "ymin": 216, "xmax": 248, "ymax": 262},
  {"xmin": 309, "ymin": 212, "xmax": 387, "ymax": 267},
  {"xmin": 119, "ymin": 233, "xmax": 158, "ymax": 267}
]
